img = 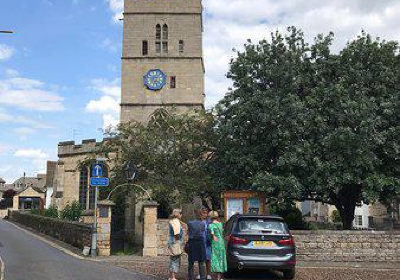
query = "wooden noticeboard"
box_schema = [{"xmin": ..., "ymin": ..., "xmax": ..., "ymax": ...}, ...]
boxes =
[{"xmin": 223, "ymin": 191, "xmax": 267, "ymax": 220}]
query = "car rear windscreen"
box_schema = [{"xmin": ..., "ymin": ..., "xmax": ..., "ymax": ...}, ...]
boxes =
[{"xmin": 236, "ymin": 218, "xmax": 289, "ymax": 235}]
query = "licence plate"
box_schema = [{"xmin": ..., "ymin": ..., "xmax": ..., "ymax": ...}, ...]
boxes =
[{"xmin": 252, "ymin": 241, "xmax": 275, "ymax": 247}]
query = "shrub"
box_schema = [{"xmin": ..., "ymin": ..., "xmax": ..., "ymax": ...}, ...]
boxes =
[
  {"xmin": 331, "ymin": 210, "xmax": 342, "ymax": 223},
  {"xmin": 44, "ymin": 205, "xmax": 59, "ymax": 218},
  {"xmin": 60, "ymin": 201, "xmax": 83, "ymax": 222},
  {"xmin": 270, "ymin": 202, "xmax": 308, "ymax": 230},
  {"xmin": 30, "ymin": 209, "xmax": 40, "ymax": 215}
]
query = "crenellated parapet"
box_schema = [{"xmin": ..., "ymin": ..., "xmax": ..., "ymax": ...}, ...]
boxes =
[{"xmin": 58, "ymin": 138, "xmax": 111, "ymax": 158}]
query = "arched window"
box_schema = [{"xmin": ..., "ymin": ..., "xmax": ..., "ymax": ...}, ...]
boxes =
[
  {"xmin": 162, "ymin": 24, "xmax": 168, "ymax": 40},
  {"xmin": 156, "ymin": 24, "xmax": 161, "ymax": 40},
  {"xmin": 79, "ymin": 164, "xmax": 109, "ymax": 210},
  {"xmin": 79, "ymin": 166, "xmax": 88, "ymax": 209},
  {"xmin": 156, "ymin": 23, "xmax": 168, "ymax": 54}
]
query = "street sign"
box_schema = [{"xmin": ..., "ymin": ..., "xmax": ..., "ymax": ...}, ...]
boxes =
[
  {"xmin": 90, "ymin": 177, "xmax": 109, "ymax": 187},
  {"xmin": 91, "ymin": 163, "xmax": 103, "ymax": 177}
]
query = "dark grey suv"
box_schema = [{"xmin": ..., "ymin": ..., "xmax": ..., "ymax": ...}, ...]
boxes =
[{"xmin": 224, "ymin": 215, "xmax": 296, "ymax": 279}]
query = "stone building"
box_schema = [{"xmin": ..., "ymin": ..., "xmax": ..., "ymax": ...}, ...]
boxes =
[
  {"xmin": 50, "ymin": 0, "xmax": 206, "ymax": 247},
  {"xmin": 296, "ymin": 200, "xmax": 399, "ymax": 229},
  {"xmin": 2, "ymin": 174, "xmax": 46, "ymax": 194},
  {"xmin": 51, "ymin": 139, "xmax": 113, "ymax": 211},
  {"xmin": 120, "ymin": 0, "xmax": 204, "ymax": 123}
]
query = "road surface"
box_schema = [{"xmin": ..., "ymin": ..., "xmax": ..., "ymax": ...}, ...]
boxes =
[{"xmin": 0, "ymin": 220, "xmax": 156, "ymax": 280}]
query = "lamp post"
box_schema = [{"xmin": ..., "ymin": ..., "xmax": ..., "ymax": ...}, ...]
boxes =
[{"xmin": 106, "ymin": 161, "xmax": 151, "ymax": 201}]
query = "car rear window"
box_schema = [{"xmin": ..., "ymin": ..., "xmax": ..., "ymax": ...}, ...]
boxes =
[{"xmin": 236, "ymin": 218, "xmax": 288, "ymax": 235}]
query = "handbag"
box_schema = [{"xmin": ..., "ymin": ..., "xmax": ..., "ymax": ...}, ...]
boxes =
[{"xmin": 170, "ymin": 240, "xmax": 182, "ymax": 256}]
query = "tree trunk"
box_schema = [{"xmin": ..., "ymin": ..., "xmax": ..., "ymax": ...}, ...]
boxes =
[
  {"xmin": 337, "ymin": 204, "xmax": 356, "ymax": 230},
  {"xmin": 335, "ymin": 186, "xmax": 361, "ymax": 230}
]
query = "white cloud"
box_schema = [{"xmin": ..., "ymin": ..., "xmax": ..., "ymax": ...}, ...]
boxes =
[
  {"xmin": 201, "ymin": 0, "xmax": 400, "ymax": 107},
  {"xmin": 85, "ymin": 78, "xmax": 120, "ymax": 129},
  {"xmin": 14, "ymin": 148, "xmax": 48, "ymax": 159},
  {"xmin": 90, "ymin": 78, "xmax": 120, "ymax": 97},
  {"xmin": 13, "ymin": 127, "xmax": 37, "ymax": 140},
  {"xmin": 86, "ymin": 95, "xmax": 119, "ymax": 114},
  {"xmin": 0, "ymin": 74, "xmax": 65, "ymax": 111},
  {"xmin": 108, "ymin": 0, "xmax": 123, "ymax": 23},
  {"xmin": 103, "ymin": 114, "xmax": 119, "ymax": 131},
  {"xmin": 0, "ymin": 44, "xmax": 14, "ymax": 60},
  {"xmin": 5, "ymin": 69, "xmax": 19, "ymax": 77},
  {"xmin": 0, "ymin": 110, "xmax": 53, "ymax": 130},
  {"xmin": 13, "ymin": 149, "xmax": 49, "ymax": 177}
]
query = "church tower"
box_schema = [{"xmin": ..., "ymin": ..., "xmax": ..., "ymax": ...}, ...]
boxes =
[{"xmin": 120, "ymin": 0, "xmax": 205, "ymax": 123}]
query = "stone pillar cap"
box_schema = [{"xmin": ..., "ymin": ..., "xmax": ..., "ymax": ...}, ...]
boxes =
[
  {"xmin": 142, "ymin": 201, "xmax": 159, "ymax": 207},
  {"xmin": 97, "ymin": 199, "xmax": 115, "ymax": 206},
  {"xmin": 98, "ymin": 200, "xmax": 115, "ymax": 206}
]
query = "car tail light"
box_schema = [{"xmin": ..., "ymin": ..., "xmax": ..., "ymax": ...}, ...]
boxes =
[
  {"xmin": 279, "ymin": 236, "xmax": 295, "ymax": 246},
  {"xmin": 227, "ymin": 235, "xmax": 248, "ymax": 245}
]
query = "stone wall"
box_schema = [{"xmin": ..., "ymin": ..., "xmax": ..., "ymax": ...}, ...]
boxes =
[
  {"xmin": 0, "ymin": 209, "xmax": 9, "ymax": 219},
  {"xmin": 155, "ymin": 219, "xmax": 400, "ymax": 262},
  {"xmin": 292, "ymin": 230, "xmax": 400, "ymax": 262},
  {"xmin": 8, "ymin": 210, "xmax": 92, "ymax": 249}
]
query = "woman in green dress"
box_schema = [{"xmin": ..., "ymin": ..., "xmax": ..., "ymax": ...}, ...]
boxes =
[{"xmin": 208, "ymin": 211, "xmax": 227, "ymax": 280}]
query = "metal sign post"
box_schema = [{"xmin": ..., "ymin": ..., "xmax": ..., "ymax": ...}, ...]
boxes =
[
  {"xmin": 90, "ymin": 184, "xmax": 98, "ymax": 257},
  {"xmin": 89, "ymin": 159, "xmax": 109, "ymax": 257}
]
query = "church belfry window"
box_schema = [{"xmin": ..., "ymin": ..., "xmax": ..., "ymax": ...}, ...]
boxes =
[
  {"xmin": 170, "ymin": 76, "xmax": 176, "ymax": 89},
  {"xmin": 142, "ymin": 40, "xmax": 148, "ymax": 56},
  {"xmin": 162, "ymin": 24, "xmax": 168, "ymax": 40},
  {"xmin": 156, "ymin": 24, "xmax": 161, "ymax": 40},
  {"xmin": 156, "ymin": 23, "xmax": 168, "ymax": 54},
  {"xmin": 156, "ymin": 42, "xmax": 161, "ymax": 54},
  {"xmin": 179, "ymin": 40, "xmax": 184, "ymax": 53},
  {"xmin": 162, "ymin": 42, "xmax": 168, "ymax": 53}
]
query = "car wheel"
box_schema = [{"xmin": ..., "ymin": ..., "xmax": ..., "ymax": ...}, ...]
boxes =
[
  {"xmin": 224, "ymin": 268, "xmax": 238, "ymax": 279},
  {"xmin": 282, "ymin": 268, "xmax": 296, "ymax": 279}
]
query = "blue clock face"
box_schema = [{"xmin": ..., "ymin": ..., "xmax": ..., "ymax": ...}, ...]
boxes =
[{"xmin": 143, "ymin": 69, "xmax": 166, "ymax": 91}]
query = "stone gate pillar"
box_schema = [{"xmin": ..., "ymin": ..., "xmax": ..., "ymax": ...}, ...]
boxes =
[
  {"xmin": 97, "ymin": 200, "xmax": 115, "ymax": 256},
  {"xmin": 142, "ymin": 201, "xmax": 159, "ymax": 257}
]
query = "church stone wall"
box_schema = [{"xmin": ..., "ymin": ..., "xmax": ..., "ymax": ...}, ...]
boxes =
[
  {"xmin": 54, "ymin": 139, "xmax": 110, "ymax": 210},
  {"xmin": 121, "ymin": 0, "xmax": 204, "ymax": 124},
  {"xmin": 124, "ymin": 0, "xmax": 202, "ymax": 15},
  {"xmin": 122, "ymin": 14, "xmax": 202, "ymax": 58}
]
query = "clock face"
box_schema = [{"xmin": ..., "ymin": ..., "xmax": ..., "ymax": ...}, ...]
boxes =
[{"xmin": 143, "ymin": 69, "xmax": 166, "ymax": 91}]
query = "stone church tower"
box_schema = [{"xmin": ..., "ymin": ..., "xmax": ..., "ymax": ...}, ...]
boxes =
[{"xmin": 120, "ymin": 0, "xmax": 205, "ymax": 123}]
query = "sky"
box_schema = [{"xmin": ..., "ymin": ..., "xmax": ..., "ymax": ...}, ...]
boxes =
[{"xmin": 1, "ymin": 0, "xmax": 400, "ymax": 183}]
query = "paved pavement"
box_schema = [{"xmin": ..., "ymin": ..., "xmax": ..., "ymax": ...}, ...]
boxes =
[
  {"xmin": 105, "ymin": 255, "xmax": 400, "ymax": 280},
  {"xmin": 227, "ymin": 268, "xmax": 400, "ymax": 280},
  {"xmin": 0, "ymin": 220, "xmax": 156, "ymax": 280}
]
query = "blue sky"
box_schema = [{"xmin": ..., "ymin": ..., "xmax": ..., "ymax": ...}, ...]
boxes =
[
  {"xmin": 1, "ymin": 0, "xmax": 400, "ymax": 183},
  {"xmin": 0, "ymin": 0, "xmax": 122, "ymax": 182}
]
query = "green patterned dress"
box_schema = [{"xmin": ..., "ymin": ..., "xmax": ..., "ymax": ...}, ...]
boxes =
[{"xmin": 209, "ymin": 222, "xmax": 227, "ymax": 273}]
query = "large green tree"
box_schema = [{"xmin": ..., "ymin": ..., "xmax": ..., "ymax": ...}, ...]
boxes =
[
  {"xmin": 99, "ymin": 109, "xmax": 218, "ymax": 214},
  {"xmin": 214, "ymin": 27, "xmax": 400, "ymax": 229}
]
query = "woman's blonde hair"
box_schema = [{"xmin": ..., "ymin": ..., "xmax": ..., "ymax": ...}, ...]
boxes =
[
  {"xmin": 209, "ymin": 211, "xmax": 219, "ymax": 219},
  {"xmin": 171, "ymin": 209, "xmax": 182, "ymax": 219}
]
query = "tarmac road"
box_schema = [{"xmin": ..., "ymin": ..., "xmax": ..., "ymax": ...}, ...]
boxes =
[{"xmin": 0, "ymin": 220, "xmax": 156, "ymax": 280}]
